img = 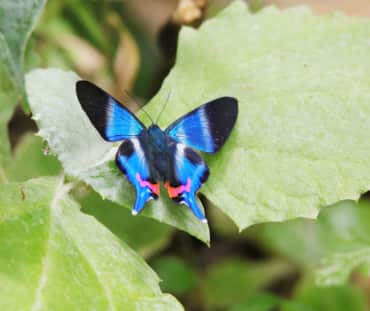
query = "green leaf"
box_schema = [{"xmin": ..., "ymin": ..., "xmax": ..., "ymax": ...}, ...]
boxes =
[
  {"xmin": 230, "ymin": 285, "xmax": 367, "ymax": 311},
  {"xmin": 0, "ymin": 34, "xmax": 18, "ymax": 181},
  {"xmin": 315, "ymin": 201, "xmax": 370, "ymax": 285},
  {"xmin": 151, "ymin": 256, "xmax": 197, "ymax": 296},
  {"xmin": 0, "ymin": 0, "xmax": 46, "ymax": 68},
  {"xmin": 0, "ymin": 0, "xmax": 46, "ymax": 180},
  {"xmin": 230, "ymin": 293, "xmax": 282, "ymax": 311},
  {"xmin": 201, "ymin": 258, "xmax": 293, "ymax": 309},
  {"xmin": 145, "ymin": 1, "xmax": 370, "ymax": 229},
  {"xmin": 256, "ymin": 218, "xmax": 327, "ymax": 267},
  {"xmin": 25, "ymin": 68, "xmax": 210, "ymax": 244},
  {"xmin": 26, "ymin": 2, "xmax": 370, "ymax": 238},
  {"xmin": 6, "ymin": 133, "xmax": 61, "ymax": 181},
  {"xmin": 0, "ymin": 177, "xmax": 183, "ymax": 310},
  {"xmin": 282, "ymin": 285, "xmax": 368, "ymax": 311},
  {"xmin": 255, "ymin": 200, "xmax": 370, "ymax": 285},
  {"xmin": 80, "ymin": 190, "xmax": 173, "ymax": 258}
]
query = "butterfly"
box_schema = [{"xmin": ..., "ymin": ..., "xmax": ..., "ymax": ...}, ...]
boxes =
[{"xmin": 76, "ymin": 81, "xmax": 238, "ymax": 223}]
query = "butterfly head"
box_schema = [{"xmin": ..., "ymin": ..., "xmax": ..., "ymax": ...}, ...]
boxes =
[{"xmin": 147, "ymin": 124, "xmax": 162, "ymax": 133}]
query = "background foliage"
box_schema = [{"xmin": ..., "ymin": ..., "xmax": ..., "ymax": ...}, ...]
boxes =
[{"xmin": 1, "ymin": 0, "xmax": 370, "ymax": 310}]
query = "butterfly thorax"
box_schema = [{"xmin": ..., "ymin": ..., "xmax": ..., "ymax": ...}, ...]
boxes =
[
  {"xmin": 145, "ymin": 124, "xmax": 174, "ymax": 181},
  {"xmin": 147, "ymin": 125, "xmax": 167, "ymax": 150}
]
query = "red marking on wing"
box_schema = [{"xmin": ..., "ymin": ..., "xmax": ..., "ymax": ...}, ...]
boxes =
[
  {"xmin": 136, "ymin": 173, "xmax": 160, "ymax": 195},
  {"xmin": 165, "ymin": 178, "xmax": 192, "ymax": 198}
]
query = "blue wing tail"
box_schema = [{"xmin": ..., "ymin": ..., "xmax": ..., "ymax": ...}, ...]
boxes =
[
  {"xmin": 165, "ymin": 144, "xmax": 209, "ymax": 222},
  {"xmin": 116, "ymin": 138, "xmax": 159, "ymax": 215}
]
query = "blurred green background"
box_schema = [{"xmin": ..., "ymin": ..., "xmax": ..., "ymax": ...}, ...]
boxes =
[{"xmin": 6, "ymin": 0, "xmax": 370, "ymax": 310}]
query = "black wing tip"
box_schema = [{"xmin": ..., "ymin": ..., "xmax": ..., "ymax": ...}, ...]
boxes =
[
  {"xmin": 76, "ymin": 80, "xmax": 92, "ymax": 92},
  {"xmin": 220, "ymin": 96, "xmax": 238, "ymax": 107},
  {"xmin": 222, "ymin": 96, "xmax": 238, "ymax": 117},
  {"xmin": 76, "ymin": 80, "xmax": 93, "ymax": 102},
  {"xmin": 204, "ymin": 96, "xmax": 238, "ymax": 152},
  {"xmin": 217, "ymin": 96, "xmax": 238, "ymax": 103},
  {"xmin": 75, "ymin": 80, "xmax": 102, "ymax": 95},
  {"xmin": 206, "ymin": 96, "xmax": 238, "ymax": 117},
  {"xmin": 207, "ymin": 96, "xmax": 238, "ymax": 112}
]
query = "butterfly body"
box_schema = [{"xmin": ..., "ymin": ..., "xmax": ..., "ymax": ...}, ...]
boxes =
[
  {"xmin": 123, "ymin": 124, "xmax": 179, "ymax": 184},
  {"xmin": 76, "ymin": 80, "xmax": 237, "ymax": 223},
  {"xmin": 145, "ymin": 124, "xmax": 173, "ymax": 181}
]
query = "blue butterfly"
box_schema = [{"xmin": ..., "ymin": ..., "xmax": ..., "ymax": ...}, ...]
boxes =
[{"xmin": 76, "ymin": 81, "xmax": 238, "ymax": 223}]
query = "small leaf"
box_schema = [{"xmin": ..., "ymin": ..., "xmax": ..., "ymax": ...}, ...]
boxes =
[
  {"xmin": 282, "ymin": 285, "xmax": 368, "ymax": 311},
  {"xmin": 145, "ymin": 1, "xmax": 370, "ymax": 229},
  {"xmin": 256, "ymin": 218, "xmax": 327, "ymax": 267},
  {"xmin": 151, "ymin": 256, "xmax": 197, "ymax": 295},
  {"xmin": 202, "ymin": 258, "xmax": 293, "ymax": 309},
  {"xmin": 315, "ymin": 201, "xmax": 370, "ymax": 285},
  {"xmin": 231, "ymin": 285, "xmax": 367, "ymax": 311},
  {"xmin": 0, "ymin": 177, "xmax": 183, "ymax": 310},
  {"xmin": 0, "ymin": 0, "xmax": 46, "ymax": 68},
  {"xmin": 230, "ymin": 293, "xmax": 282, "ymax": 311},
  {"xmin": 0, "ymin": 0, "xmax": 46, "ymax": 179},
  {"xmin": 26, "ymin": 68, "xmax": 210, "ymax": 244},
  {"xmin": 256, "ymin": 200, "xmax": 370, "ymax": 285}
]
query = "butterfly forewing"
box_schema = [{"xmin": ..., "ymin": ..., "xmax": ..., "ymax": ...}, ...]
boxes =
[
  {"xmin": 165, "ymin": 97, "xmax": 238, "ymax": 153},
  {"xmin": 76, "ymin": 80, "xmax": 145, "ymax": 141}
]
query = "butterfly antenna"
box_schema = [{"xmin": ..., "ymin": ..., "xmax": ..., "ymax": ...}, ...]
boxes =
[
  {"xmin": 155, "ymin": 90, "xmax": 172, "ymax": 124},
  {"xmin": 123, "ymin": 90, "xmax": 154, "ymax": 124}
]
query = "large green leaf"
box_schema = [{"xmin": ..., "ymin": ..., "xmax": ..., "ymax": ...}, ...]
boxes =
[
  {"xmin": 26, "ymin": 68, "xmax": 210, "ymax": 243},
  {"xmin": 0, "ymin": 0, "xmax": 46, "ymax": 181},
  {"xmin": 256, "ymin": 200, "xmax": 370, "ymax": 285},
  {"xmin": 145, "ymin": 1, "xmax": 370, "ymax": 229},
  {"xmin": 26, "ymin": 1, "xmax": 370, "ymax": 239},
  {"xmin": 0, "ymin": 177, "xmax": 182, "ymax": 310}
]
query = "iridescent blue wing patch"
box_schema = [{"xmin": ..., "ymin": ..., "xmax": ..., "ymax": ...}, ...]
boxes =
[
  {"xmin": 165, "ymin": 143, "xmax": 209, "ymax": 223},
  {"xmin": 165, "ymin": 97, "xmax": 238, "ymax": 153},
  {"xmin": 76, "ymin": 80, "xmax": 145, "ymax": 141},
  {"xmin": 116, "ymin": 138, "xmax": 159, "ymax": 215}
]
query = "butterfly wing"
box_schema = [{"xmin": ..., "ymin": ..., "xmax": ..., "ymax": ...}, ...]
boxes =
[
  {"xmin": 165, "ymin": 143, "xmax": 209, "ymax": 223},
  {"xmin": 165, "ymin": 97, "xmax": 238, "ymax": 153},
  {"xmin": 76, "ymin": 80, "xmax": 145, "ymax": 141},
  {"xmin": 116, "ymin": 138, "xmax": 159, "ymax": 215}
]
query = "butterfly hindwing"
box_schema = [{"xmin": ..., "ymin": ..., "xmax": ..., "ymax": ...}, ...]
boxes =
[
  {"xmin": 116, "ymin": 138, "xmax": 159, "ymax": 215},
  {"xmin": 165, "ymin": 143, "xmax": 209, "ymax": 222},
  {"xmin": 76, "ymin": 80, "xmax": 145, "ymax": 141},
  {"xmin": 165, "ymin": 97, "xmax": 238, "ymax": 153}
]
